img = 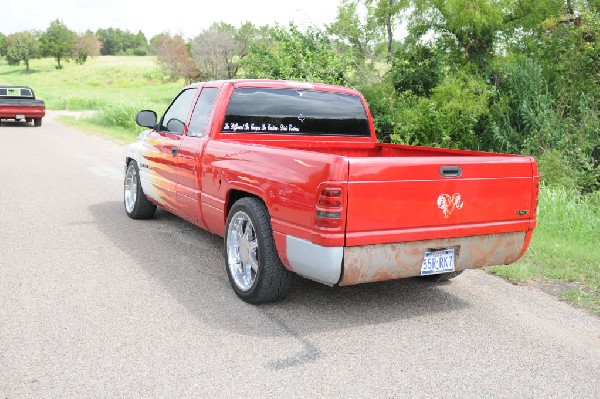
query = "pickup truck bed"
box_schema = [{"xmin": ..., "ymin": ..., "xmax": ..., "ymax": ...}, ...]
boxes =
[
  {"xmin": 202, "ymin": 138, "xmax": 537, "ymax": 286},
  {"xmin": 124, "ymin": 79, "xmax": 539, "ymax": 303}
]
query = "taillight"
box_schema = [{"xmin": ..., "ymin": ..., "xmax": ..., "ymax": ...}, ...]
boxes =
[{"xmin": 316, "ymin": 185, "xmax": 344, "ymax": 229}]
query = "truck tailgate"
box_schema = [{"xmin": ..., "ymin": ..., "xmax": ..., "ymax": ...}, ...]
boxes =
[{"xmin": 345, "ymin": 156, "xmax": 536, "ymax": 246}]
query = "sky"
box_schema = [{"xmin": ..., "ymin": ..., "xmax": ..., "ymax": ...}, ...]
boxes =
[{"xmin": 1, "ymin": 0, "xmax": 342, "ymax": 39}]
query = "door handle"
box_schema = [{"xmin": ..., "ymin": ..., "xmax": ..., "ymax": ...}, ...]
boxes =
[
  {"xmin": 171, "ymin": 146, "xmax": 178, "ymax": 156},
  {"xmin": 440, "ymin": 165, "xmax": 462, "ymax": 177}
]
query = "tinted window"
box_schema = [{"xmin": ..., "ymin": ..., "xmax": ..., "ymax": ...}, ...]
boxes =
[
  {"xmin": 222, "ymin": 88, "xmax": 370, "ymax": 137},
  {"xmin": 0, "ymin": 87, "xmax": 33, "ymax": 98},
  {"xmin": 188, "ymin": 88, "xmax": 218, "ymax": 137},
  {"xmin": 161, "ymin": 88, "xmax": 197, "ymax": 134}
]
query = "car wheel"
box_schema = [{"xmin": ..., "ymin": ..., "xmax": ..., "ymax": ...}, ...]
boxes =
[
  {"xmin": 225, "ymin": 197, "xmax": 292, "ymax": 303},
  {"xmin": 124, "ymin": 160, "xmax": 157, "ymax": 219},
  {"xmin": 420, "ymin": 271, "xmax": 463, "ymax": 283},
  {"xmin": 34, "ymin": 118, "xmax": 42, "ymax": 127}
]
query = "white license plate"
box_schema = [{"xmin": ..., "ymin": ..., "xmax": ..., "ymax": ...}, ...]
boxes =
[
  {"xmin": 421, "ymin": 249, "xmax": 455, "ymax": 275},
  {"xmin": 16, "ymin": 114, "xmax": 25, "ymax": 120}
]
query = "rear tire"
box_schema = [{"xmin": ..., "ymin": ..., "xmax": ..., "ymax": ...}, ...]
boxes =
[
  {"xmin": 124, "ymin": 160, "xmax": 157, "ymax": 219},
  {"xmin": 420, "ymin": 271, "xmax": 463, "ymax": 283},
  {"xmin": 225, "ymin": 197, "xmax": 292, "ymax": 304},
  {"xmin": 34, "ymin": 118, "xmax": 42, "ymax": 127}
]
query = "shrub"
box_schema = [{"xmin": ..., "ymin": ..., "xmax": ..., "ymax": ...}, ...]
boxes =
[
  {"xmin": 391, "ymin": 70, "xmax": 491, "ymax": 149},
  {"xmin": 87, "ymin": 103, "xmax": 139, "ymax": 131}
]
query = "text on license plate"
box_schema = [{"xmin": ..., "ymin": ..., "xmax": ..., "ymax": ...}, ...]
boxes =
[
  {"xmin": 421, "ymin": 249, "xmax": 455, "ymax": 275},
  {"xmin": 16, "ymin": 114, "xmax": 25, "ymax": 119}
]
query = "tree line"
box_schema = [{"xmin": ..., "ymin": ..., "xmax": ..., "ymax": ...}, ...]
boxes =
[{"xmin": 0, "ymin": 19, "xmax": 151, "ymax": 69}]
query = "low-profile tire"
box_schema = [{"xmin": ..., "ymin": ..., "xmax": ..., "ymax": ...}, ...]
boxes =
[
  {"xmin": 124, "ymin": 160, "xmax": 157, "ymax": 219},
  {"xmin": 420, "ymin": 271, "xmax": 463, "ymax": 283},
  {"xmin": 34, "ymin": 118, "xmax": 42, "ymax": 127},
  {"xmin": 225, "ymin": 197, "xmax": 292, "ymax": 304}
]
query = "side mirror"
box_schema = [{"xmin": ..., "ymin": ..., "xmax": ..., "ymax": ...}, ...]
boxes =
[{"xmin": 136, "ymin": 110, "xmax": 157, "ymax": 128}]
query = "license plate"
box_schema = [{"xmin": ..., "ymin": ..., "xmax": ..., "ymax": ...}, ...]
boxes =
[
  {"xmin": 16, "ymin": 114, "xmax": 25, "ymax": 120},
  {"xmin": 421, "ymin": 249, "xmax": 455, "ymax": 275}
]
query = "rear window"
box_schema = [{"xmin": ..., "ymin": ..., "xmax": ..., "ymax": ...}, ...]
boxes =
[
  {"xmin": 222, "ymin": 88, "xmax": 370, "ymax": 137},
  {"xmin": 0, "ymin": 87, "xmax": 33, "ymax": 98}
]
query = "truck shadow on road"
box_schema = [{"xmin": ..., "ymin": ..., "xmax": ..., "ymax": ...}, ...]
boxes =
[
  {"xmin": 90, "ymin": 200, "xmax": 470, "ymax": 363},
  {"xmin": 0, "ymin": 121, "xmax": 37, "ymax": 127}
]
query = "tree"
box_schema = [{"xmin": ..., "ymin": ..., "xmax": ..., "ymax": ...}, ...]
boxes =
[
  {"xmin": 366, "ymin": 0, "xmax": 408, "ymax": 57},
  {"xmin": 149, "ymin": 33, "xmax": 169, "ymax": 55},
  {"xmin": 72, "ymin": 33, "xmax": 102, "ymax": 64},
  {"xmin": 96, "ymin": 28, "xmax": 124, "ymax": 55},
  {"xmin": 96, "ymin": 28, "xmax": 147, "ymax": 55},
  {"xmin": 0, "ymin": 33, "xmax": 7, "ymax": 56},
  {"xmin": 5, "ymin": 31, "xmax": 40, "ymax": 70},
  {"xmin": 191, "ymin": 22, "xmax": 248, "ymax": 80},
  {"xmin": 132, "ymin": 31, "xmax": 149, "ymax": 56},
  {"xmin": 391, "ymin": 43, "xmax": 441, "ymax": 96},
  {"xmin": 241, "ymin": 25, "xmax": 351, "ymax": 85},
  {"xmin": 40, "ymin": 19, "xmax": 76, "ymax": 68},
  {"xmin": 236, "ymin": 22, "xmax": 259, "ymax": 60},
  {"xmin": 155, "ymin": 34, "xmax": 199, "ymax": 83},
  {"xmin": 327, "ymin": 0, "xmax": 379, "ymax": 65},
  {"xmin": 409, "ymin": 0, "xmax": 503, "ymax": 71}
]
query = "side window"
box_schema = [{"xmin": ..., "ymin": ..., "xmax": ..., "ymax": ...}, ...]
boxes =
[
  {"xmin": 188, "ymin": 88, "xmax": 218, "ymax": 137},
  {"xmin": 160, "ymin": 88, "xmax": 198, "ymax": 135}
]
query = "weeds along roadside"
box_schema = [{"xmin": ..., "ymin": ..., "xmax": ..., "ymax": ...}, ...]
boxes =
[{"xmin": 489, "ymin": 187, "xmax": 600, "ymax": 316}]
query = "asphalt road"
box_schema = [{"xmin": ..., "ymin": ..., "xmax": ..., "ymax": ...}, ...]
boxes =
[{"xmin": 1, "ymin": 113, "xmax": 599, "ymax": 398}]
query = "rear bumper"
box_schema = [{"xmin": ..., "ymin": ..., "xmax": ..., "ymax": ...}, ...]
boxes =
[
  {"xmin": 0, "ymin": 107, "xmax": 45, "ymax": 119},
  {"xmin": 285, "ymin": 231, "xmax": 527, "ymax": 286}
]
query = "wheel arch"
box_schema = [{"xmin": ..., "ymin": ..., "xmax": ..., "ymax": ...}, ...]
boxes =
[{"xmin": 226, "ymin": 189, "xmax": 263, "ymax": 218}]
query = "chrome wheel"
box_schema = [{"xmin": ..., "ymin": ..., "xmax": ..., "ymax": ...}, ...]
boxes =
[
  {"xmin": 124, "ymin": 163, "xmax": 138, "ymax": 214},
  {"xmin": 227, "ymin": 211, "xmax": 259, "ymax": 292}
]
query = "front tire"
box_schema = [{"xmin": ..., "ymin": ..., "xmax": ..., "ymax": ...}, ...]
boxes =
[
  {"xmin": 124, "ymin": 160, "xmax": 157, "ymax": 219},
  {"xmin": 225, "ymin": 197, "xmax": 292, "ymax": 304}
]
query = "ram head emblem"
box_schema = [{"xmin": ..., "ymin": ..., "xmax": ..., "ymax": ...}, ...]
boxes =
[{"xmin": 437, "ymin": 193, "xmax": 464, "ymax": 218}]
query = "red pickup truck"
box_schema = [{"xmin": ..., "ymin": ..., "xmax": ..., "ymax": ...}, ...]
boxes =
[
  {"xmin": 0, "ymin": 86, "xmax": 45, "ymax": 127},
  {"xmin": 124, "ymin": 79, "xmax": 539, "ymax": 303}
]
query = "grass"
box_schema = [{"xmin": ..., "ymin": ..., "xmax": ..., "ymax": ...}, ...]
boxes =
[
  {"xmin": 0, "ymin": 56, "xmax": 183, "ymax": 137},
  {"xmin": 55, "ymin": 115, "xmax": 141, "ymax": 144},
  {"xmin": 489, "ymin": 187, "xmax": 600, "ymax": 315}
]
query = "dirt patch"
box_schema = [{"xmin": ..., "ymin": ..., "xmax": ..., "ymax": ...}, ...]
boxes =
[
  {"xmin": 47, "ymin": 110, "xmax": 97, "ymax": 119},
  {"xmin": 530, "ymin": 280, "xmax": 582, "ymax": 298}
]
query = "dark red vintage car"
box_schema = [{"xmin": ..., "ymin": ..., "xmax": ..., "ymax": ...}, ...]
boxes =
[{"xmin": 0, "ymin": 86, "xmax": 45, "ymax": 127}]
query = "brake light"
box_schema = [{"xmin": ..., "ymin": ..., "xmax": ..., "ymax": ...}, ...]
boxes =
[{"xmin": 316, "ymin": 186, "xmax": 344, "ymax": 229}]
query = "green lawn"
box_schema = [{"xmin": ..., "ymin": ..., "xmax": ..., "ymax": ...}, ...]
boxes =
[{"xmin": 0, "ymin": 56, "xmax": 182, "ymax": 112}]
